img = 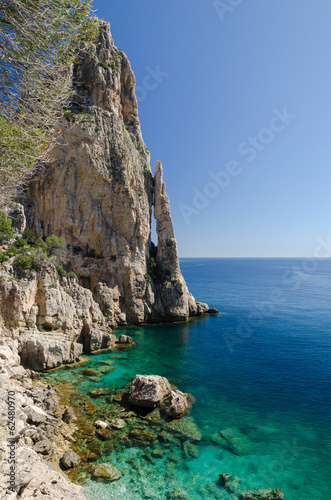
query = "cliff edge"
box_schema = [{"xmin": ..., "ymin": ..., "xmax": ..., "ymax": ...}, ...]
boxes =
[{"xmin": 25, "ymin": 22, "xmax": 208, "ymax": 326}]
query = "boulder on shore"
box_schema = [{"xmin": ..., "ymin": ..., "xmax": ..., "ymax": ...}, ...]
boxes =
[
  {"xmin": 129, "ymin": 375, "xmax": 172, "ymax": 408},
  {"xmin": 62, "ymin": 407, "xmax": 75, "ymax": 423},
  {"xmin": 163, "ymin": 390, "xmax": 188, "ymax": 418},
  {"xmin": 208, "ymin": 308, "xmax": 220, "ymax": 314},
  {"xmin": 60, "ymin": 450, "xmax": 81, "ymax": 469},
  {"xmin": 117, "ymin": 334, "xmax": 133, "ymax": 344}
]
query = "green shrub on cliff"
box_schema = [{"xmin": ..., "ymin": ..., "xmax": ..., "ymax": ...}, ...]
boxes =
[
  {"xmin": 8, "ymin": 228, "xmax": 67, "ymax": 273},
  {"xmin": 0, "ymin": 0, "xmax": 98, "ymax": 201},
  {"xmin": 56, "ymin": 266, "xmax": 77, "ymax": 280},
  {"xmin": 0, "ymin": 212, "xmax": 13, "ymax": 244},
  {"xmin": 14, "ymin": 254, "xmax": 34, "ymax": 270},
  {"xmin": 23, "ymin": 228, "xmax": 36, "ymax": 245}
]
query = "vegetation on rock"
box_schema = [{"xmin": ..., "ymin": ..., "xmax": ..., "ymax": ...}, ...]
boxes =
[
  {"xmin": 0, "ymin": 214, "xmax": 76, "ymax": 276},
  {"xmin": 0, "ymin": 210, "xmax": 13, "ymax": 243},
  {"xmin": 0, "ymin": 0, "xmax": 98, "ymax": 201}
]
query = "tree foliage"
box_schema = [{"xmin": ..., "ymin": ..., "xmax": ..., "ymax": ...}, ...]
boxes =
[
  {"xmin": 0, "ymin": 210, "xmax": 13, "ymax": 242},
  {"xmin": 0, "ymin": 0, "xmax": 98, "ymax": 202}
]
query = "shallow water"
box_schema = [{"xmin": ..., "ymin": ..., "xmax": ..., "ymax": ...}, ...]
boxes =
[{"xmin": 44, "ymin": 258, "xmax": 331, "ymax": 499}]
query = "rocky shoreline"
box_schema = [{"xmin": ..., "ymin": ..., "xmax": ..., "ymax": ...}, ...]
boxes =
[
  {"xmin": 0, "ymin": 337, "xmax": 286, "ymax": 500},
  {"xmin": 0, "ymin": 19, "xmax": 284, "ymax": 500},
  {"xmin": 0, "ymin": 339, "xmax": 85, "ymax": 499}
]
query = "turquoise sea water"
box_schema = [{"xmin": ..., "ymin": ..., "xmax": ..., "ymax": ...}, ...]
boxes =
[{"xmin": 45, "ymin": 259, "xmax": 331, "ymax": 499}]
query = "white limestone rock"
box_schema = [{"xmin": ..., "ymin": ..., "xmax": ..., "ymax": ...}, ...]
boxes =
[{"xmin": 129, "ymin": 374, "xmax": 172, "ymax": 408}]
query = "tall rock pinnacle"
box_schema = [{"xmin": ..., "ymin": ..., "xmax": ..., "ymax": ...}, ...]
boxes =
[{"xmin": 25, "ymin": 22, "xmax": 208, "ymax": 325}]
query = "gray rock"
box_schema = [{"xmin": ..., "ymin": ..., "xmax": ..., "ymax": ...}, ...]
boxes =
[
  {"xmin": 24, "ymin": 22, "xmax": 208, "ymax": 327},
  {"xmin": 62, "ymin": 407, "xmax": 75, "ymax": 423},
  {"xmin": 163, "ymin": 390, "xmax": 188, "ymax": 418},
  {"xmin": 26, "ymin": 404, "xmax": 49, "ymax": 424},
  {"xmin": 129, "ymin": 374, "xmax": 172, "ymax": 408},
  {"xmin": 33, "ymin": 438, "xmax": 52, "ymax": 455},
  {"xmin": 5, "ymin": 202, "xmax": 26, "ymax": 233},
  {"xmin": 60, "ymin": 450, "xmax": 82, "ymax": 469},
  {"xmin": 20, "ymin": 338, "xmax": 83, "ymax": 371},
  {"xmin": 0, "ymin": 446, "xmax": 85, "ymax": 500},
  {"xmin": 118, "ymin": 334, "xmax": 132, "ymax": 344},
  {"xmin": 82, "ymin": 323, "xmax": 113, "ymax": 352},
  {"xmin": 195, "ymin": 302, "xmax": 209, "ymax": 316}
]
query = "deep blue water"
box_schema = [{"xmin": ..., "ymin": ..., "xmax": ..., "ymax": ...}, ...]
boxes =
[{"xmin": 47, "ymin": 258, "xmax": 331, "ymax": 499}]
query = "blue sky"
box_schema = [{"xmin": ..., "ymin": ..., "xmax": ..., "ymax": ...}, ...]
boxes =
[{"xmin": 93, "ymin": 0, "xmax": 331, "ymax": 257}]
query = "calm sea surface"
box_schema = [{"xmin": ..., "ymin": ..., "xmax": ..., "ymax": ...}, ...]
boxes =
[{"xmin": 46, "ymin": 259, "xmax": 331, "ymax": 499}]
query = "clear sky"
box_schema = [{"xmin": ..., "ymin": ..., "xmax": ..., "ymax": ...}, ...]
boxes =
[{"xmin": 93, "ymin": 0, "xmax": 331, "ymax": 257}]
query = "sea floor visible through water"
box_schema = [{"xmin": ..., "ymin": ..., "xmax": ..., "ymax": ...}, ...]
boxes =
[{"xmin": 43, "ymin": 259, "xmax": 331, "ymax": 500}]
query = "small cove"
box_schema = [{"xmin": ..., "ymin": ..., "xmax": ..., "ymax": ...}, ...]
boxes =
[{"xmin": 43, "ymin": 259, "xmax": 331, "ymax": 499}]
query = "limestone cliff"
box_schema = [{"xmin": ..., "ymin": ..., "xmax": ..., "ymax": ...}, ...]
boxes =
[{"xmin": 25, "ymin": 22, "xmax": 207, "ymax": 325}]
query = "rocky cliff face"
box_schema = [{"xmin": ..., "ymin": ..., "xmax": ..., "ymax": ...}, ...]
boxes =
[{"xmin": 25, "ymin": 22, "xmax": 207, "ymax": 325}]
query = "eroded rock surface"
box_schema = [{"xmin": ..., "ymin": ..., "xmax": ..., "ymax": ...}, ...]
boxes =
[
  {"xmin": 163, "ymin": 390, "xmax": 189, "ymax": 418},
  {"xmin": 129, "ymin": 374, "xmax": 172, "ymax": 408},
  {"xmin": 25, "ymin": 22, "xmax": 207, "ymax": 325},
  {"xmin": 0, "ymin": 339, "xmax": 85, "ymax": 500}
]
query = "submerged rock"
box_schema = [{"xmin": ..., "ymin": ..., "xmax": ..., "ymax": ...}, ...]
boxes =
[
  {"xmin": 226, "ymin": 476, "xmax": 241, "ymax": 493},
  {"xmin": 211, "ymin": 427, "xmax": 253, "ymax": 455},
  {"xmin": 164, "ymin": 416, "xmax": 202, "ymax": 442},
  {"xmin": 96, "ymin": 428, "xmax": 112, "ymax": 440},
  {"xmin": 151, "ymin": 449, "xmax": 163, "ymax": 459},
  {"xmin": 60, "ymin": 450, "xmax": 81, "ymax": 469},
  {"xmin": 80, "ymin": 368, "xmax": 99, "ymax": 377},
  {"xmin": 82, "ymin": 400, "xmax": 96, "ymax": 415},
  {"xmin": 90, "ymin": 388, "xmax": 105, "ymax": 397},
  {"xmin": 90, "ymin": 463, "xmax": 122, "ymax": 482},
  {"xmin": 166, "ymin": 489, "xmax": 191, "ymax": 500},
  {"xmin": 238, "ymin": 490, "xmax": 284, "ymax": 500},
  {"xmin": 183, "ymin": 441, "xmax": 200, "ymax": 459},
  {"xmin": 111, "ymin": 418, "xmax": 126, "ymax": 429},
  {"xmin": 129, "ymin": 374, "xmax": 172, "ymax": 408},
  {"xmin": 219, "ymin": 473, "xmax": 232, "ymax": 486},
  {"xmin": 208, "ymin": 308, "xmax": 220, "ymax": 314},
  {"xmin": 129, "ymin": 428, "xmax": 158, "ymax": 444}
]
